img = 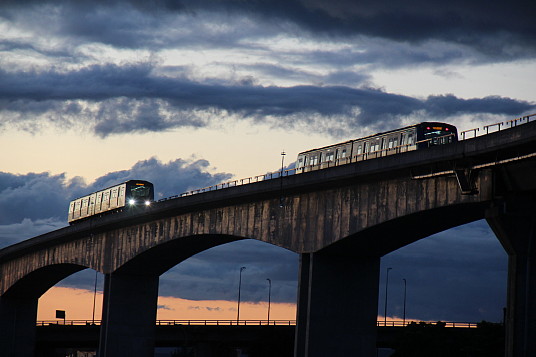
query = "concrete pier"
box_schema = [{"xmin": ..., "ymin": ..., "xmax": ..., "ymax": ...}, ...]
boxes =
[
  {"xmin": 98, "ymin": 272, "xmax": 159, "ymax": 357},
  {"xmin": 294, "ymin": 250, "xmax": 380, "ymax": 356}
]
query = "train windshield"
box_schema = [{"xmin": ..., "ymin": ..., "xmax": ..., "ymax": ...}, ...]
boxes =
[
  {"xmin": 422, "ymin": 124, "xmax": 457, "ymax": 145},
  {"xmin": 131, "ymin": 185, "xmax": 151, "ymax": 199}
]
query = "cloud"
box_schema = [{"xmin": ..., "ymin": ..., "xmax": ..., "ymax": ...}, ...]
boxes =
[
  {"xmin": 0, "ymin": 218, "xmax": 66, "ymax": 247},
  {"xmin": 0, "ymin": 172, "xmax": 72, "ymax": 225},
  {"xmin": 157, "ymin": 305, "xmax": 174, "ymax": 311},
  {"xmin": 1, "ymin": 0, "xmax": 534, "ymax": 61},
  {"xmin": 1, "ymin": 65, "xmax": 534, "ymax": 138}
]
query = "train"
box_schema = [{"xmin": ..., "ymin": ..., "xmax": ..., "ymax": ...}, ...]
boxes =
[
  {"xmin": 68, "ymin": 180, "xmax": 154, "ymax": 224},
  {"xmin": 67, "ymin": 122, "xmax": 457, "ymax": 223},
  {"xmin": 295, "ymin": 122, "xmax": 457, "ymax": 173}
]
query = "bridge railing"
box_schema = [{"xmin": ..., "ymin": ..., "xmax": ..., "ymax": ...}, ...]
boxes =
[
  {"xmin": 157, "ymin": 113, "xmax": 536, "ymax": 202},
  {"xmin": 376, "ymin": 320, "xmax": 479, "ymax": 328},
  {"xmin": 35, "ymin": 319, "xmax": 296, "ymax": 326},
  {"xmin": 460, "ymin": 113, "xmax": 536, "ymax": 139},
  {"xmin": 36, "ymin": 319, "xmax": 481, "ymax": 328}
]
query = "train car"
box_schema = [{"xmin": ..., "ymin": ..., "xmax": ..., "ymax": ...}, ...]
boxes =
[
  {"xmin": 296, "ymin": 122, "xmax": 457, "ymax": 173},
  {"xmin": 68, "ymin": 180, "xmax": 154, "ymax": 224}
]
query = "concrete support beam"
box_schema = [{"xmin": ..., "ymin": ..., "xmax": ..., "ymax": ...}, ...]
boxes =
[
  {"xmin": 294, "ymin": 251, "xmax": 380, "ymax": 357},
  {"xmin": 487, "ymin": 200, "xmax": 536, "ymax": 357},
  {"xmin": 98, "ymin": 272, "xmax": 159, "ymax": 357},
  {"xmin": 0, "ymin": 295, "xmax": 37, "ymax": 357}
]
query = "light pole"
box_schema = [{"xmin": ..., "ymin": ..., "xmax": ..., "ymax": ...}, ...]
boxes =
[
  {"xmin": 237, "ymin": 266, "xmax": 246, "ymax": 324},
  {"xmin": 280, "ymin": 151, "xmax": 286, "ymax": 207},
  {"xmin": 403, "ymin": 278, "xmax": 407, "ymax": 326},
  {"xmin": 383, "ymin": 267, "xmax": 392, "ymax": 326},
  {"xmin": 266, "ymin": 278, "xmax": 272, "ymax": 324},
  {"xmin": 92, "ymin": 270, "xmax": 98, "ymax": 324}
]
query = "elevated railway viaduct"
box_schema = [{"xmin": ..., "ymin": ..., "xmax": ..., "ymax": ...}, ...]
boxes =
[{"xmin": 1, "ymin": 119, "xmax": 535, "ymax": 357}]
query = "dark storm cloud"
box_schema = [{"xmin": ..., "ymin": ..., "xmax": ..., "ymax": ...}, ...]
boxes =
[
  {"xmin": 0, "ymin": 172, "xmax": 71, "ymax": 225},
  {"xmin": 1, "ymin": 64, "xmax": 534, "ymax": 137},
  {"xmin": 1, "ymin": 0, "xmax": 534, "ymax": 60}
]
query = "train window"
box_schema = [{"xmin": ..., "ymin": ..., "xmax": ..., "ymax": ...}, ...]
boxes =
[
  {"xmin": 326, "ymin": 152, "xmax": 334, "ymax": 161},
  {"xmin": 408, "ymin": 133, "xmax": 414, "ymax": 145},
  {"xmin": 341, "ymin": 149, "xmax": 347, "ymax": 158},
  {"xmin": 119, "ymin": 187, "xmax": 125, "ymax": 197},
  {"xmin": 357, "ymin": 145, "xmax": 363, "ymax": 155},
  {"xmin": 297, "ymin": 158, "xmax": 303, "ymax": 168},
  {"xmin": 131, "ymin": 185, "xmax": 151, "ymax": 199},
  {"xmin": 372, "ymin": 141, "xmax": 380, "ymax": 152},
  {"xmin": 388, "ymin": 138, "xmax": 394, "ymax": 149},
  {"xmin": 401, "ymin": 133, "xmax": 406, "ymax": 145},
  {"xmin": 393, "ymin": 137, "xmax": 398, "ymax": 147}
]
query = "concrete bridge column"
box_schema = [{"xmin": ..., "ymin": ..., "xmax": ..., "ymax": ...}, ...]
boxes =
[
  {"xmin": 0, "ymin": 295, "xmax": 37, "ymax": 357},
  {"xmin": 294, "ymin": 250, "xmax": 380, "ymax": 357},
  {"xmin": 487, "ymin": 200, "xmax": 536, "ymax": 357},
  {"xmin": 98, "ymin": 272, "xmax": 159, "ymax": 357}
]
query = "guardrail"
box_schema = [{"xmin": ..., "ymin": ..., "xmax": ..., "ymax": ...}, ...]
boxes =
[
  {"xmin": 36, "ymin": 319, "xmax": 482, "ymax": 328},
  {"xmin": 157, "ymin": 113, "xmax": 535, "ymax": 201},
  {"xmin": 377, "ymin": 320, "xmax": 480, "ymax": 328},
  {"xmin": 35, "ymin": 319, "xmax": 296, "ymax": 327},
  {"xmin": 460, "ymin": 113, "xmax": 535, "ymax": 139}
]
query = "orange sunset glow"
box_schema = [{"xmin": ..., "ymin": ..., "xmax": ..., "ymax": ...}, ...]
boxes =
[{"xmin": 38, "ymin": 286, "xmax": 296, "ymax": 322}]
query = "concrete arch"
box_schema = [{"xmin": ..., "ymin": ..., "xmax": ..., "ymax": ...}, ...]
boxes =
[
  {"xmin": 3, "ymin": 263, "xmax": 87, "ymax": 300},
  {"xmin": 114, "ymin": 234, "xmax": 247, "ymax": 276},
  {"xmin": 321, "ymin": 201, "xmax": 490, "ymax": 257},
  {"xmin": 0, "ymin": 263, "xmax": 88, "ymax": 357}
]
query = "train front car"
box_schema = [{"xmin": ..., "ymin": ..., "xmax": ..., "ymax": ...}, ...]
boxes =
[
  {"xmin": 125, "ymin": 180, "xmax": 154, "ymax": 207},
  {"xmin": 416, "ymin": 122, "xmax": 458, "ymax": 147},
  {"xmin": 68, "ymin": 180, "xmax": 154, "ymax": 224}
]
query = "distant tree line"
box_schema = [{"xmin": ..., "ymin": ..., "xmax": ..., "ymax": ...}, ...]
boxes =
[{"xmin": 391, "ymin": 321, "xmax": 504, "ymax": 357}]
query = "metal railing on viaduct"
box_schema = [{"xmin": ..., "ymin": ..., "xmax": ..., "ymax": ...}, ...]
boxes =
[{"xmin": 1, "ymin": 115, "xmax": 536, "ymax": 357}]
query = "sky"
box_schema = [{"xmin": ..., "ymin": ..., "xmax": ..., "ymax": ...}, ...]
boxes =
[{"xmin": 1, "ymin": 0, "xmax": 535, "ymax": 324}]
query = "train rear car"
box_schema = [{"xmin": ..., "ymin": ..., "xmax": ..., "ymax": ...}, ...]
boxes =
[{"xmin": 296, "ymin": 122, "xmax": 457, "ymax": 173}]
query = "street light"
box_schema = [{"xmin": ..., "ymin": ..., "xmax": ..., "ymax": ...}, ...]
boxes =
[
  {"xmin": 403, "ymin": 278, "xmax": 407, "ymax": 326},
  {"xmin": 384, "ymin": 267, "xmax": 392, "ymax": 326},
  {"xmin": 280, "ymin": 151, "xmax": 286, "ymax": 207},
  {"xmin": 266, "ymin": 278, "xmax": 272, "ymax": 324},
  {"xmin": 92, "ymin": 270, "xmax": 98, "ymax": 324},
  {"xmin": 237, "ymin": 266, "xmax": 246, "ymax": 324}
]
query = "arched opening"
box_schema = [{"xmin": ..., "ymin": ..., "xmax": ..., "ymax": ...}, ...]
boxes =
[
  {"xmin": 377, "ymin": 219, "xmax": 507, "ymax": 324},
  {"xmin": 156, "ymin": 238, "xmax": 298, "ymax": 322},
  {"xmin": 37, "ymin": 268, "xmax": 105, "ymax": 324}
]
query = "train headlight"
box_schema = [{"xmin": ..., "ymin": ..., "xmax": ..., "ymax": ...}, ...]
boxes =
[
  {"xmin": 145, "ymin": 200, "xmax": 151, "ymax": 206},
  {"xmin": 129, "ymin": 199, "xmax": 136, "ymax": 205}
]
